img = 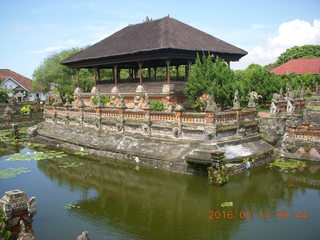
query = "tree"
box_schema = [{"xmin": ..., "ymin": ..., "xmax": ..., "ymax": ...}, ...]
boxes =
[
  {"xmin": 265, "ymin": 45, "xmax": 320, "ymax": 69},
  {"xmin": 0, "ymin": 88, "xmax": 11, "ymax": 103},
  {"xmin": 234, "ymin": 64, "xmax": 284, "ymax": 105},
  {"xmin": 184, "ymin": 54, "xmax": 212, "ymax": 105},
  {"xmin": 32, "ymin": 47, "xmax": 93, "ymax": 97},
  {"xmin": 184, "ymin": 54, "xmax": 235, "ymax": 108}
]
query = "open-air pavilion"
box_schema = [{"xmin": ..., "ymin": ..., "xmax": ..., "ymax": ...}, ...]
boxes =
[{"xmin": 62, "ymin": 16, "xmax": 247, "ymax": 107}]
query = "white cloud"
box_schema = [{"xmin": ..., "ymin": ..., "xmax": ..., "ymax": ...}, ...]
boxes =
[
  {"xmin": 28, "ymin": 38, "xmax": 84, "ymax": 54},
  {"xmin": 28, "ymin": 46, "xmax": 66, "ymax": 54},
  {"xmin": 232, "ymin": 19, "xmax": 320, "ymax": 70}
]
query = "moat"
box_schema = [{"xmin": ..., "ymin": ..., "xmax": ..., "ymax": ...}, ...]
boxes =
[{"xmin": 1, "ymin": 142, "xmax": 320, "ymax": 240}]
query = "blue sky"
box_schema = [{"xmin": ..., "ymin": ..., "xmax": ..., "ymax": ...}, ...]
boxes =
[{"xmin": 1, "ymin": 0, "xmax": 319, "ymax": 79}]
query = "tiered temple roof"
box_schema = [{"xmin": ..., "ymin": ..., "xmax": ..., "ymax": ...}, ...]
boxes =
[{"xmin": 62, "ymin": 17, "xmax": 247, "ymax": 69}]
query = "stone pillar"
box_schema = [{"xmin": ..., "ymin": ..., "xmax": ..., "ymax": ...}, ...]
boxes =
[
  {"xmin": 111, "ymin": 65, "xmax": 119, "ymax": 93},
  {"xmin": 138, "ymin": 62, "xmax": 143, "ymax": 85},
  {"xmin": 154, "ymin": 67, "xmax": 157, "ymax": 81},
  {"xmin": 148, "ymin": 67, "xmax": 151, "ymax": 80},
  {"xmin": 91, "ymin": 68, "xmax": 99, "ymax": 94},
  {"xmin": 76, "ymin": 69, "xmax": 80, "ymax": 88},
  {"xmin": 162, "ymin": 60, "xmax": 174, "ymax": 94},
  {"xmin": 95, "ymin": 105, "xmax": 102, "ymax": 131},
  {"xmin": 187, "ymin": 61, "xmax": 192, "ymax": 79},
  {"xmin": 165, "ymin": 60, "xmax": 171, "ymax": 83},
  {"xmin": 176, "ymin": 66, "xmax": 179, "ymax": 79},
  {"xmin": 136, "ymin": 62, "xmax": 145, "ymax": 92}
]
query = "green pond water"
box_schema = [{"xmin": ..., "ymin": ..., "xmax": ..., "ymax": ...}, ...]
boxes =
[{"xmin": 1, "ymin": 141, "xmax": 320, "ymax": 240}]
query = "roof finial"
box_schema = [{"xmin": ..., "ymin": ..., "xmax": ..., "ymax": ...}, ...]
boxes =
[{"xmin": 143, "ymin": 16, "xmax": 153, "ymax": 23}]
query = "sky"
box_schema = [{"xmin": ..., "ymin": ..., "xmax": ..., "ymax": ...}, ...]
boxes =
[{"xmin": 0, "ymin": 0, "xmax": 319, "ymax": 79}]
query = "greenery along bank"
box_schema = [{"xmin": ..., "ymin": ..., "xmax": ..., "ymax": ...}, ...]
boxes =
[{"xmin": 32, "ymin": 45, "xmax": 319, "ymax": 110}]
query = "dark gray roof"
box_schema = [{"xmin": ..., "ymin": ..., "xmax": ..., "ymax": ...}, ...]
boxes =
[{"xmin": 62, "ymin": 17, "xmax": 247, "ymax": 67}]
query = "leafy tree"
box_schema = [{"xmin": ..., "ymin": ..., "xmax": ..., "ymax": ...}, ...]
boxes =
[
  {"xmin": 207, "ymin": 56, "xmax": 235, "ymax": 107},
  {"xmin": 0, "ymin": 88, "xmax": 11, "ymax": 103},
  {"xmin": 32, "ymin": 47, "xmax": 93, "ymax": 97},
  {"xmin": 234, "ymin": 64, "xmax": 283, "ymax": 105},
  {"xmin": 184, "ymin": 54, "xmax": 235, "ymax": 108},
  {"xmin": 184, "ymin": 54, "xmax": 212, "ymax": 105},
  {"xmin": 265, "ymin": 45, "xmax": 320, "ymax": 69}
]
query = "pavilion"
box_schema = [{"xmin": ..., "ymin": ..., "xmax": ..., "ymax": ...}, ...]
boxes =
[{"xmin": 62, "ymin": 16, "xmax": 247, "ymax": 107}]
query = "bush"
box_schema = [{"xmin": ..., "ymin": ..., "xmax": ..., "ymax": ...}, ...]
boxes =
[
  {"xmin": 20, "ymin": 105, "xmax": 33, "ymax": 114},
  {"xmin": 0, "ymin": 88, "xmax": 11, "ymax": 103},
  {"xmin": 151, "ymin": 100, "xmax": 165, "ymax": 111},
  {"xmin": 305, "ymin": 88, "xmax": 312, "ymax": 97},
  {"xmin": 91, "ymin": 94, "xmax": 110, "ymax": 106}
]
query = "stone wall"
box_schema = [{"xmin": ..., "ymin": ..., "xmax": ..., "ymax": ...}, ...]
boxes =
[{"xmin": 32, "ymin": 104, "xmax": 274, "ymax": 182}]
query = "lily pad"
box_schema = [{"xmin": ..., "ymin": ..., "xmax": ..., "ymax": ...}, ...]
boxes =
[
  {"xmin": 6, "ymin": 151, "xmax": 68, "ymax": 161},
  {"xmin": 0, "ymin": 167, "xmax": 31, "ymax": 179},
  {"xmin": 64, "ymin": 203, "xmax": 81, "ymax": 209},
  {"xmin": 58, "ymin": 161, "xmax": 84, "ymax": 168},
  {"xmin": 74, "ymin": 151, "xmax": 92, "ymax": 156},
  {"xmin": 268, "ymin": 158, "xmax": 307, "ymax": 172},
  {"xmin": 221, "ymin": 201, "xmax": 233, "ymax": 208}
]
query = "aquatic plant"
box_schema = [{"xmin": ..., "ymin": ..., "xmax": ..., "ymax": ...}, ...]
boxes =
[
  {"xmin": 0, "ymin": 167, "xmax": 30, "ymax": 179},
  {"xmin": 221, "ymin": 202, "xmax": 233, "ymax": 208},
  {"xmin": 64, "ymin": 203, "xmax": 81, "ymax": 209},
  {"xmin": 268, "ymin": 158, "xmax": 307, "ymax": 173},
  {"xmin": 5, "ymin": 151, "xmax": 67, "ymax": 161},
  {"xmin": 58, "ymin": 161, "xmax": 84, "ymax": 168},
  {"xmin": 73, "ymin": 151, "xmax": 92, "ymax": 156}
]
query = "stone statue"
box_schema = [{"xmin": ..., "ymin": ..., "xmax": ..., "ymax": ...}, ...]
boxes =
[
  {"xmin": 118, "ymin": 94, "xmax": 126, "ymax": 108},
  {"xmin": 45, "ymin": 94, "xmax": 51, "ymax": 105},
  {"xmin": 11, "ymin": 123, "xmax": 20, "ymax": 139},
  {"xmin": 96, "ymin": 94, "xmax": 103, "ymax": 108},
  {"xmin": 247, "ymin": 91, "xmax": 256, "ymax": 108},
  {"xmin": 279, "ymin": 87, "xmax": 284, "ymax": 100},
  {"xmin": 286, "ymin": 91, "xmax": 295, "ymax": 114},
  {"xmin": 134, "ymin": 95, "xmax": 142, "ymax": 110},
  {"xmin": 172, "ymin": 126, "xmax": 182, "ymax": 138},
  {"xmin": 166, "ymin": 102, "xmax": 173, "ymax": 113},
  {"xmin": 64, "ymin": 94, "xmax": 71, "ymax": 106},
  {"xmin": 77, "ymin": 231, "xmax": 89, "ymax": 240},
  {"xmin": 144, "ymin": 93, "xmax": 150, "ymax": 105},
  {"xmin": 73, "ymin": 87, "xmax": 82, "ymax": 96},
  {"xmin": 270, "ymin": 93, "xmax": 279, "ymax": 115},
  {"xmin": 27, "ymin": 197, "xmax": 37, "ymax": 215},
  {"xmin": 205, "ymin": 94, "xmax": 217, "ymax": 112},
  {"xmin": 300, "ymin": 87, "xmax": 305, "ymax": 99},
  {"xmin": 19, "ymin": 220, "xmax": 27, "ymax": 234},
  {"xmin": 4, "ymin": 105, "xmax": 13, "ymax": 119},
  {"xmin": 142, "ymin": 122, "xmax": 151, "ymax": 135},
  {"xmin": 232, "ymin": 90, "xmax": 241, "ymax": 110}
]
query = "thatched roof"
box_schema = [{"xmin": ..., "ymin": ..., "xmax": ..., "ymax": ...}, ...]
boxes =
[{"xmin": 62, "ymin": 17, "xmax": 247, "ymax": 68}]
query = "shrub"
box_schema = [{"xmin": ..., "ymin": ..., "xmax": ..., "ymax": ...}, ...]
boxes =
[
  {"xmin": 305, "ymin": 88, "xmax": 312, "ymax": 97},
  {"xmin": 151, "ymin": 100, "xmax": 165, "ymax": 111},
  {"xmin": 0, "ymin": 88, "xmax": 11, "ymax": 103},
  {"xmin": 91, "ymin": 94, "xmax": 110, "ymax": 106},
  {"xmin": 20, "ymin": 105, "xmax": 33, "ymax": 114}
]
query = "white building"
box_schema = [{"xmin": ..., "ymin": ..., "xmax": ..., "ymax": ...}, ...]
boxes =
[{"xmin": 0, "ymin": 69, "xmax": 45, "ymax": 101}]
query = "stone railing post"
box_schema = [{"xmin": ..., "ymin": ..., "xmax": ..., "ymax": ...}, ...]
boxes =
[
  {"xmin": 95, "ymin": 106, "xmax": 102, "ymax": 131},
  {"xmin": 63, "ymin": 104, "xmax": 70, "ymax": 126},
  {"xmin": 205, "ymin": 112, "xmax": 214, "ymax": 124},
  {"xmin": 79, "ymin": 106, "xmax": 84, "ymax": 127}
]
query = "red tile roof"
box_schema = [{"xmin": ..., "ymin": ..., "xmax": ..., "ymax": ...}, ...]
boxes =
[
  {"xmin": 0, "ymin": 69, "xmax": 33, "ymax": 91},
  {"xmin": 270, "ymin": 58, "xmax": 320, "ymax": 75}
]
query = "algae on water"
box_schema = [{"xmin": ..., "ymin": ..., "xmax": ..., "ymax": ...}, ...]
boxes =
[
  {"xmin": 268, "ymin": 158, "xmax": 307, "ymax": 172},
  {"xmin": 0, "ymin": 167, "xmax": 31, "ymax": 179},
  {"xmin": 58, "ymin": 162, "xmax": 84, "ymax": 168},
  {"xmin": 5, "ymin": 151, "xmax": 68, "ymax": 161}
]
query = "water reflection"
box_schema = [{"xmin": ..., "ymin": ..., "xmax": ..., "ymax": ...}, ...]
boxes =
[{"xmin": 37, "ymin": 154, "xmax": 320, "ymax": 240}]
